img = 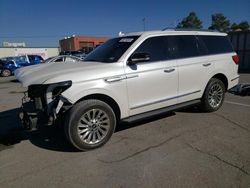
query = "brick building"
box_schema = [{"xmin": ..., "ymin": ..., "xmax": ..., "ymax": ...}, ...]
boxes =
[{"xmin": 59, "ymin": 36, "xmax": 109, "ymax": 53}]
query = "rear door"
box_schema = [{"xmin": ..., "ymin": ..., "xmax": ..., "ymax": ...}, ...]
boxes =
[{"xmin": 176, "ymin": 35, "xmax": 214, "ymax": 103}]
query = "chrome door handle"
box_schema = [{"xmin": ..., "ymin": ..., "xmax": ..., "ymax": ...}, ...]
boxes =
[
  {"xmin": 126, "ymin": 74, "xmax": 139, "ymax": 79},
  {"xmin": 104, "ymin": 76, "xmax": 126, "ymax": 83},
  {"xmin": 203, "ymin": 63, "xmax": 211, "ymax": 67},
  {"xmin": 164, "ymin": 68, "xmax": 175, "ymax": 73}
]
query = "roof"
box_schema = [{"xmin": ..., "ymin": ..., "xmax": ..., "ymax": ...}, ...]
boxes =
[{"xmin": 123, "ymin": 29, "xmax": 227, "ymax": 37}]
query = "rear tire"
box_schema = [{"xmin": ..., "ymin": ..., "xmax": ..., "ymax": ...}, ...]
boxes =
[
  {"xmin": 1, "ymin": 69, "xmax": 11, "ymax": 77},
  {"xmin": 64, "ymin": 99, "xmax": 116, "ymax": 151},
  {"xmin": 200, "ymin": 78, "xmax": 225, "ymax": 112}
]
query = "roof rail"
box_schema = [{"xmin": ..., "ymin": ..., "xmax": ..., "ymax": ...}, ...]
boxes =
[
  {"xmin": 162, "ymin": 27, "xmax": 220, "ymax": 32},
  {"xmin": 161, "ymin": 27, "xmax": 175, "ymax": 31}
]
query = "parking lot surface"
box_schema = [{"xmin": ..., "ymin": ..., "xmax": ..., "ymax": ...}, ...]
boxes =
[{"xmin": 0, "ymin": 74, "xmax": 250, "ymax": 188}]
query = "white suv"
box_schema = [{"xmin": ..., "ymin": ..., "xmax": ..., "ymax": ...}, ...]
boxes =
[{"xmin": 15, "ymin": 29, "xmax": 239, "ymax": 151}]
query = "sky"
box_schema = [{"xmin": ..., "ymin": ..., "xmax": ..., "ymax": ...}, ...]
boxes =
[{"xmin": 0, "ymin": 0, "xmax": 249, "ymax": 47}]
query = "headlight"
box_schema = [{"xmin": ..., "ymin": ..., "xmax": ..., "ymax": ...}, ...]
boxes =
[
  {"xmin": 28, "ymin": 81, "xmax": 72, "ymax": 99},
  {"xmin": 46, "ymin": 81, "xmax": 72, "ymax": 98}
]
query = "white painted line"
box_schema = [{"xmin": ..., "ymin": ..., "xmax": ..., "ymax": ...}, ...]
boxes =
[{"xmin": 225, "ymin": 101, "xmax": 250, "ymax": 108}]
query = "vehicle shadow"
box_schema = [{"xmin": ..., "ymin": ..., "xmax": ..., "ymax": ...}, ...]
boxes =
[
  {"xmin": 0, "ymin": 107, "xmax": 176, "ymax": 152},
  {"xmin": 10, "ymin": 79, "xmax": 19, "ymax": 83},
  {"xmin": 0, "ymin": 108, "xmax": 77, "ymax": 152},
  {"xmin": 0, "ymin": 108, "xmax": 23, "ymax": 150}
]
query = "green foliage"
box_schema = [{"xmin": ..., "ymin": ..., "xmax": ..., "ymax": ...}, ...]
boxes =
[
  {"xmin": 231, "ymin": 21, "xmax": 249, "ymax": 31},
  {"xmin": 177, "ymin": 12, "xmax": 203, "ymax": 29},
  {"xmin": 208, "ymin": 13, "xmax": 230, "ymax": 32}
]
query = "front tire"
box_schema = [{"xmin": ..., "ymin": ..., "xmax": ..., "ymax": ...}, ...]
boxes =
[
  {"xmin": 64, "ymin": 99, "xmax": 116, "ymax": 151},
  {"xmin": 1, "ymin": 69, "xmax": 11, "ymax": 77},
  {"xmin": 200, "ymin": 78, "xmax": 225, "ymax": 112}
]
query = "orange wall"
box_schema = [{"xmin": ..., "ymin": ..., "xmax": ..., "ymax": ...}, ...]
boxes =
[{"xmin": 60, "ymin": 36, "xmax": 109, "ymax": 51}]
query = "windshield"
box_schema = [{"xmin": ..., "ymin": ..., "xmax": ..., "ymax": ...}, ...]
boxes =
[{"xmin": 84, "ymin": 36, "xmax": 139, "ymax": 63}]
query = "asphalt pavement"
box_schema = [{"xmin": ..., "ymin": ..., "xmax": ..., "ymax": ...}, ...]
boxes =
[{"xmin": 0, "ymin": 74, "xmax": 250, "ymax": 188}]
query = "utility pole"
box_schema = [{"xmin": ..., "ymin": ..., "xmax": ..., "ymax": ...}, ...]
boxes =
[{"xmin": 142, "ymin": 18, "xmax": 146, "ymax": 31}]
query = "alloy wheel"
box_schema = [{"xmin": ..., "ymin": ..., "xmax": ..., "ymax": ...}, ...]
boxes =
[
  {"xmin": 208, "ymin": 83, "xmax": 223, "ymax": 108},
  {"xmin": 77, "ymin": 108, "xmax": 111, "ymax": 145}
]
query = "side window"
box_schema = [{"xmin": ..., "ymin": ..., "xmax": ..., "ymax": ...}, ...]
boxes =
[
  {"xmin": 133, "ymin": 36, "xmax": 168, "ymax": 62},
  {"xmin": 176, "ymin": 36, "xmax": 200, "ymax": 58},
  {"xmin": 199, "ymin": 36, "xmax": 234, "ymax": 54},
  {"xmin": 38, "ymin": 56, "xmax": 43, "ymax": 60},
  {"xmin": 66, "ymin": 57, "xmax": 75, "ymax": 62},
  {"xmin": 166, "ymin": 36, "xmax": 179, "ymax": 59},
  {"xmin": 35, "ymin": 56, "xmax": 43, "ymax": 61},
  {"xmin": 54, "ymin": 57, "xmax": 63, "ymax": 62},
  {"xmin": 8, "ymin": 61, "xmax": 15, "ymax": 65},
  {"xmin": 28, "ymin": 56, "xmax": 34, "ymax": 61},
  {"xmin": 196, "ymin": 36, "xmax": 209, "ymax": 55}
]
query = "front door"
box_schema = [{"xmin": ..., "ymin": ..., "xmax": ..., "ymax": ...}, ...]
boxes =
[{"xmin": 124, "ymin": 36, "xmax": 178, "ymax": 116}]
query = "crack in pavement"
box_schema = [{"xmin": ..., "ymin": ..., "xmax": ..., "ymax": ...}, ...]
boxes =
[
  {"xmin": 213, "ymin": 113, "xmax": 250, "ymax": 133},
  {"xmin": 186, "ymin": 143, "xmax": 250, "ymax": 176},
  {"xmin": 98, "ymin": 134, "xmax": 182, "ymax": 163}
]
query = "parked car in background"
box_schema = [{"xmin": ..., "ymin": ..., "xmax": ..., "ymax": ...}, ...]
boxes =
[
  {"xmin": 60, "ymin": 50, "xmax": 89, "ymax": 59},
  {"xmin": 15, "ymin": 29, "xmax": 239, "ymax": 151},
  {"xmin": 0, "ymin": 59, "xmax": 15, "ymax": 77},
  {"xmin": 73, "ymin": 53, "xmax": 87, "ymax": 60},
  {"xmin": 0, "ymin": 55, "xmax": 43, "ymax": 77},
  {"xmin": 43, "ymin": 55, "xmax": 83, "ymax": 64},
  {"xmin": 27, "ymin": 55, "xmax": 44, "ymax": 65}
]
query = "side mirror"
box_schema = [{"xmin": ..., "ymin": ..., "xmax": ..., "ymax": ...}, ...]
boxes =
[{"xmin": 128, "ymin": 52, "xmax": 150, "ymax": 65}]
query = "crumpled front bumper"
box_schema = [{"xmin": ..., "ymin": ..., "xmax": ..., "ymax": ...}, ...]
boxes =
[
  {"xmin": 17, "ymin": 95, "xmax": 49, "ymax": 130},
  {"xmin": 17, "ymin": 91, "xmax": 69, "ymax": 130}
]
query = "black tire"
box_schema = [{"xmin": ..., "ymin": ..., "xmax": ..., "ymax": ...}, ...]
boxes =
[
  {"xmin": 1, "ymin": 69, "xmax": 11, "ymax": 77},
  {"xmin": 200, "ymin": 78, "xmax": 225, "ymax": 112},
  {"xmin": 64, "ymin": 99, "xmax": 116, "ymax": 151}
]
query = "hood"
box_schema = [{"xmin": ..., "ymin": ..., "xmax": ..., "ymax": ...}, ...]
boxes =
[{"xmin": 15, "ymin": 61, "xmax": 122, "ymax": 87}]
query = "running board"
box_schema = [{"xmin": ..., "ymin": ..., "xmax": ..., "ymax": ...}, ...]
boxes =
[{"xmin": 122, "ymin": 99, "xmax": 201, "ymax": 123}]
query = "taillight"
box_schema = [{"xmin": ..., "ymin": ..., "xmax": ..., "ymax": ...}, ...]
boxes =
[{"xmin": 232, "ymin": 55, "xmax": 239, "ymax": 65}]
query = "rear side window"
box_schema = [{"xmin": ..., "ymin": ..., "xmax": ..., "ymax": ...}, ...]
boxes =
[
  {"xmin": 199, "ymin": 36, "xmax": 234, "ymax": 54},
  {"xmin": 28, "ymin": 56, "xmax": 34, "ymax": 61},
  {"xmin": 36, "ymin": 56, "xmax": 43, "ymax": 61},
  {"xmin": 175, "ymin": 36, "xmax": 200, "ymax": 58},
  {"xmin": 133, "ymin": 36, "xmax": 168, "ymax": 62}
]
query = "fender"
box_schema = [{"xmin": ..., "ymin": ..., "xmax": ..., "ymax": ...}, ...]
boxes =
[{"xmin": 61, "ymin": 85, "xmax": 129, "ymax": 119}]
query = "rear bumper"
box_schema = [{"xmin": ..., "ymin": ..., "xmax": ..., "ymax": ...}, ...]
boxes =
[{"xmin": 228, "ymin": 76, "xmax": 240, "ymax": 90}]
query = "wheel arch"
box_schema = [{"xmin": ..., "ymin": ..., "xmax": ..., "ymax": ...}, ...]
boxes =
[
  {"xmin": 76, "ymin": 93, "xmax": 121, "ymax": 122},
  {"xmin": 211, "ymin": 73, "xmax": 228, "ymax": 90},
  {"xmin": 201, "ymin": 73, "xmax": 229, "ymax": 97}
]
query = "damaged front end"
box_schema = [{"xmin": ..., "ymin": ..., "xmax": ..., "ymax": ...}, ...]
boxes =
[{"xmin": 18, "ymin": 81, "xmax": 72, "ymax": 130}]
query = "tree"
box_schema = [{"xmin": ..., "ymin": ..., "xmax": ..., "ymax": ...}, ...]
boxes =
[
  {"xmin": 231, "ymin": 21, "xmax": 249, "ymax": 31},
  {"xmin": 231, "ymin": 23, "xmax": 238, "ymax": 31},
  {"xmin": 209, "ymin": 13, "xmax": 230, "ymax": 32},
  {"xmin": 177, "ymin": 12, "xmax": 203, "ymax": 29}
]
